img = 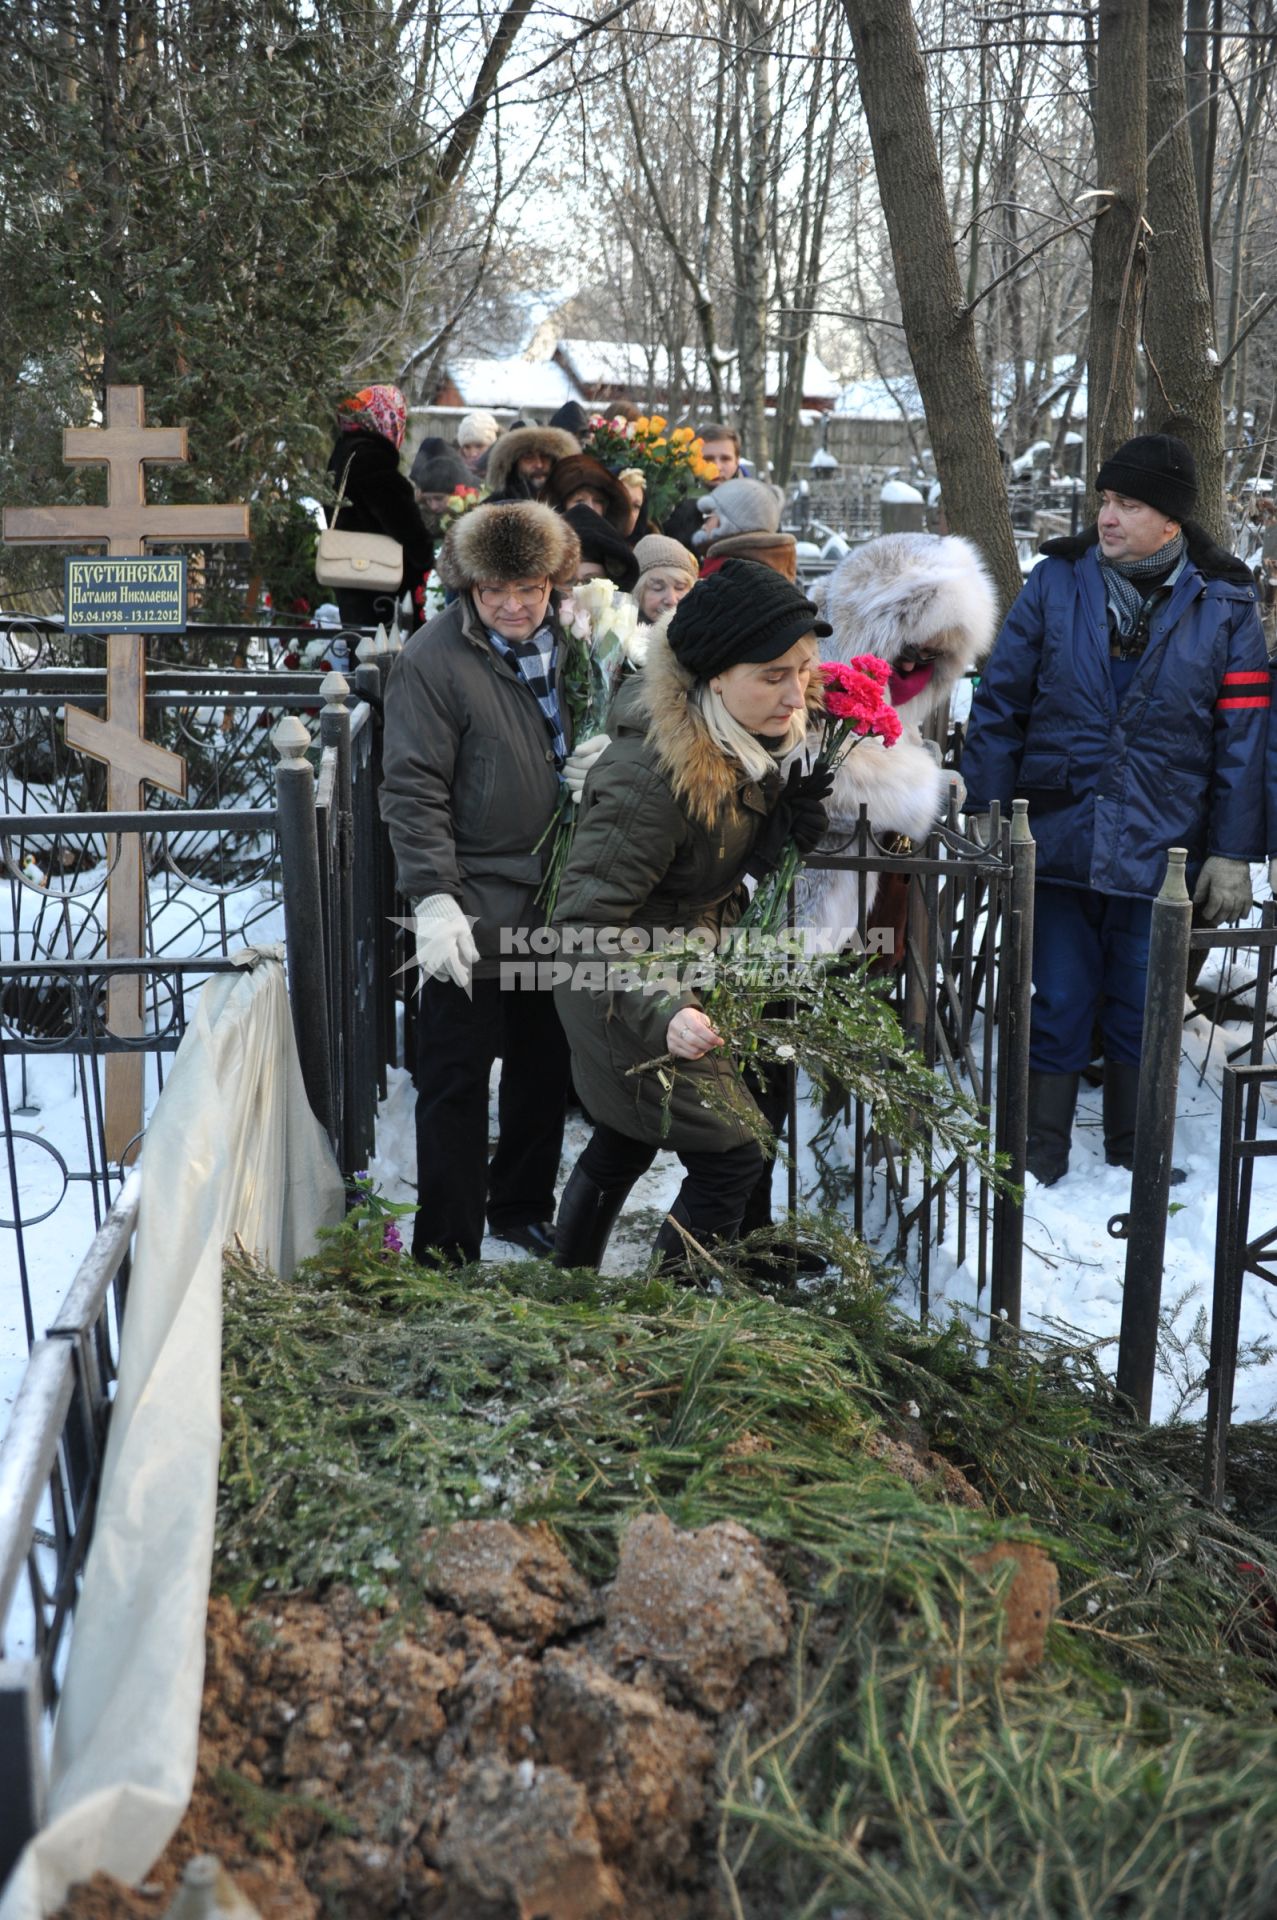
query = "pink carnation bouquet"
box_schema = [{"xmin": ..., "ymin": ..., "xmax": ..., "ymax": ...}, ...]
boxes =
[{"xmin": 742, "ymin": 655, "xmax": 902, "ymax": 932}]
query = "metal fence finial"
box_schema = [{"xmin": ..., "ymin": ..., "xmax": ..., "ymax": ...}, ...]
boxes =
[
  {"xmin": 271, "ymin": 713, "xmax": 312, "ymax": 763},
  {"xmin": 320, "ymin": 670, "xmax": 350, "ymax": 707}
]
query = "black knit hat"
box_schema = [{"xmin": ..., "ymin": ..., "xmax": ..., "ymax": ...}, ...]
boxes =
[
  {"xmin": 1095, "ymin": 433, "xmax": 1198, "ymax": 522},
  {"xmin": 563, "ymin": 505, "xmax": 640, "ymax": 593},
  {"xmin": 410, "ymin": 445, "xmax": 473, "ymax": 495},
  {"xmin": 667, "ymin": 559, "xmax": 831, "ymax": 678}
]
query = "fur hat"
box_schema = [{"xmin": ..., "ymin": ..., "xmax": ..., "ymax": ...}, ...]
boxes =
[
  {"xmin": 456, "ymin": 410, "xmax": 501, "ymax": 450},
  {"xmin": 1095, "ymin": 433, "xmax": 1198, "ymax": 522},
  {"xmin": 810, "ymin": 532, "xmax": 997, "ymax": 717},
  {"xmin": 437, "ymin": 501, "xmax": 580, "ymax": 592},
  {"xmin": 695, "ymin": 477, "xmax": 783, "ymax": 542},
  {"xmin": 484, "ymin": 426, "xmax": 581, "ymax": 498},
  {"xmin": 546, "ymin": 453, "xmax": 633, "ymax": 531},
  {"xmin": 563, "ymin": 505, "xmax": 640, "ymax": 592},
  {"xmin": 633, "ymin": 533, "xmax": 698, "ymax": 582}
]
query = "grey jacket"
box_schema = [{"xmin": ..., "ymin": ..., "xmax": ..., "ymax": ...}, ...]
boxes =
[{"xmin": 380, "ymin": 593, "xmax": 579, "ymax": 978}]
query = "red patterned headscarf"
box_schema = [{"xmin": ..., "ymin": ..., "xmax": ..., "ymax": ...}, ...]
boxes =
[{"xmin": 337, "ymin": 384, "xmax": 407, "ymax": 450}]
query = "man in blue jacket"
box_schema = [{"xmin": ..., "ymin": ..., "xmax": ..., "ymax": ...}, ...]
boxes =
[{"xmin": 962, "ymin": 433, "xmax": 1269, "ymax": 1184}]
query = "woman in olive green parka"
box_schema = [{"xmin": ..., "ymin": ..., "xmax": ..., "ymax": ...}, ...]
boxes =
[{"xmin": 551, "ymin": 560, "xmax": 834, "ymax": 1273}]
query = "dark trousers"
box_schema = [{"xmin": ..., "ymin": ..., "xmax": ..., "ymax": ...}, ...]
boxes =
[
  {"xmin": 412, "ymin": 974, "xmax": 570, "ymax": 1265},
  {"xmin": 577, "ymin": 1122, "xmax": 764, "ymax": 1240},
  {"xmin": 1030, "ymin": 882, "xmax": 1153, "ymax": 1073}
]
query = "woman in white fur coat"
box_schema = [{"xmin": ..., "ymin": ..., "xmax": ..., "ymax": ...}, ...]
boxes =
[{"xmin": 796, "ymin": 532, "xmax": 998, "ymax": 945}]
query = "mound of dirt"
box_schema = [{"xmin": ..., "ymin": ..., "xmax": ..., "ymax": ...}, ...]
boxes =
[{"xmin": 55, "ymin": 1516, "xmax": 794, "ymax": 1920}]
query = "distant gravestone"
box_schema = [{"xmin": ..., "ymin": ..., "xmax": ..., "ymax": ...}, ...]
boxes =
[
  {"xmin": 2, "ymin": 385, "xmax": 250, "ymax": 1160},
  {"xmin": 880, "ymin": 478, "xmax": 926, "ymax": 535}
]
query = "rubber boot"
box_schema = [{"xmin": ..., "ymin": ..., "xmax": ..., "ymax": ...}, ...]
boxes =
[
  {"xmin": 552, "ymin": 1162, "xmax": 633, "ymax": 1270},
  {"xmin": 1102, "ymin": 1061, "xmax": 1140, "ymax": 1168},
  {"xmin": 1102, "ymin": 1060, "xmax": 1186, "ymax": 1185},
  {"xmin": 1026, "ymin": 1070, "xmax": 1079, "ymax": 1186}
]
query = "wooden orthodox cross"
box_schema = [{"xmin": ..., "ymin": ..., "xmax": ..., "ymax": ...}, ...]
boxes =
[{"xmin": 2, "ymin": 385, "xmax": 250, "ymax": 1160}]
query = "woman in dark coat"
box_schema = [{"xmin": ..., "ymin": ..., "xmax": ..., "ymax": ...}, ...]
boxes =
[
  {"xmin": 551, "ymin": 562, "xmax": 833, "ymax": 1274},
  {"xmin": 324, "ymin": 384, "xmax": 434, "ymax": 628}
]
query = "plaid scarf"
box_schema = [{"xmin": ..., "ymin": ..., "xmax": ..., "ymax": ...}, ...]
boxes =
[
  {"xmin": 486, "ymin": 623, "xmax": 566, "ymax": 765},
  {"xmin": 1100, "ymin": 533, "xmax": 1186, "ymax": 642}
]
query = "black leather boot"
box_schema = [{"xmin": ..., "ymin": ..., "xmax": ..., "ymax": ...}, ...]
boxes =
[
  {"xmin": 1102, "ymin": 1061, "xmax": 1140, "ymax": 1168},
  {"xmin": 552, "ymin": 1163, "xmax": 633, "ymax": 1270},
  {"xmin": 651, "ymin": 1199, "xmax": 715, "ymax": 1285},
  {"xmin": 1026, "ymin": 1070, "xmax": 1079, "ymax": 1186}
]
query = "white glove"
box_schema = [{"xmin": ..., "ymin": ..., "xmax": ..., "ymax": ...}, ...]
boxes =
[
  {"xmin": 944, "ymin": 769, "xmax": 967, "ymax": 813},
  {"xmin": 414, "ymin": 893, "xmax": 480, "ymax": 993},
  {"xmin": 1193, "ymin": 855, "xmax": 1253, "ymax": 926},
  {"xmin": 562, "ymin": 732, "xmax": 610, "ymax": 801},
  {"xmin": 1269, "ymin": 856, "xmax": 1277, "ymax": 899}
]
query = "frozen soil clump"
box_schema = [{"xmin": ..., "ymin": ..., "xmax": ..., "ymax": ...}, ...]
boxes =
[{"xmin": 55, "ymin": 1516, "xmax": 794, "ymax": 1920}]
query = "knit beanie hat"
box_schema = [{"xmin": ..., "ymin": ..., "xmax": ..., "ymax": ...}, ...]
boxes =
[
  {"xmin": 696, "ymin": 476, "xmax": 784, "ymax": 539},
  {"xmin": 410, "ymin": 445, "xmax": 474, "ymax": 495},
  {"xmin": 667, "ymin": 559, "xmax": 830, "ymax": 678},
  {"xmin": 633, "ymin": 533, "xmax": 698, "ymax": 583},
  {"xmin": 457, "ymin": 410, "xmax": 501, "ymax": 450},
  {"xmin": 1095, "ymin": 434, "xmax": 1198, "ymax": 523},
  {"xmin": 563, "ymin": 505, "xmax": 640, "ymax": 593}
]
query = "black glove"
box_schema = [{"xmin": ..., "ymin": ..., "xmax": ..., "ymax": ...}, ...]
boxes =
[{"xmin": 746, "ymin": 761, "xmax": 835, "ymax": 879}]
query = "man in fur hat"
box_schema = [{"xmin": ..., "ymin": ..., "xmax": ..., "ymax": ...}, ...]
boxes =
[
  {"xmin": 484, "ymin": 425, "xmax": 580, "ymax": 505},
  {"xmin": 380, "ymin": 501, "xmax": 606, "ymax": 1265},
  {"xmin": 962, "ymin": 433, "xmax": 1270, "ymax": 1186}
]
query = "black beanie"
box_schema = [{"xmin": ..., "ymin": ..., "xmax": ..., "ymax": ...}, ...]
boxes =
[
  {"xmin": 410, "ymin": 445, "xmax": 473, "ymax": 495},
  {"xmin": 1095, "ymin": 433, "xmax": 1198, "ymax": 522},
  {"xmin": 667, "ymin": 559, "xmax": 831, "ymax": 678},
  {"xmin": 563, "ymin": 505, "xmax": 640, "ymax": 593}
]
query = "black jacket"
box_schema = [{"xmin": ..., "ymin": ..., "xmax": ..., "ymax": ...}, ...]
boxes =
[{"xmin": 325, "ymin": 430, "xmax": 434, "ymax": 603}]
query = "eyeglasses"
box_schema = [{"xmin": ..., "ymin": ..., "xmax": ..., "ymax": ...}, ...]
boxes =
[{"xmin": 475, "ymin": 580, "xmax": 549, "ymax": 609}]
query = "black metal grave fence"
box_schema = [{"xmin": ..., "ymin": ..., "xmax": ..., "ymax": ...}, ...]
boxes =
[
  {"xmin": 0, "ymin": 656, "xmax": 404, "ymax": 1879},
  {"xmin": 798, "ymin": 797, "xmax": 1032, "ymax": 1323}
]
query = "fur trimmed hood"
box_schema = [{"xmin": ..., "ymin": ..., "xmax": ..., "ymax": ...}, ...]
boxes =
[
  {"xmin": 630, "ymin": 618, "xmax": 745, "ymax": 827},
  {"xmin": 437, "ymin": 501, "xmax": 580, "ymax": 592},
  {"xmin": 626, "ymin": 615, "xmax": 818, "ymax": 827},
  {"xmin": 811, "ymin": 532, "xmax": 998, "ymax": 718},
  {"xmin": 484, "ymin": 426, "xmax": 581, "ymax": 498}
]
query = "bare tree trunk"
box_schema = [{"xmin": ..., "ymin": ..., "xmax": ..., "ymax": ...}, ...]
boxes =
[
  {"xmin": 621, "ymin": 69, "xmax": 728, "ymax": 419},
  {"xmin": 734, "ymin": 0, "xmax": 773, "ymax": 472},
  {"xmin": 1184, "ymin": 0, "xmax": 1214, "ymax": 296},
  {"xmin": 1144, "ymin": 0, "xmax": 1226, "ymax": 542},
  {"xmin": 1087, "ymin": 0, "xmax": 1148, "ymax": 508},
  {"xmin": 840, "ymin": 0, "xmax": 1021, "ymax": 612}
]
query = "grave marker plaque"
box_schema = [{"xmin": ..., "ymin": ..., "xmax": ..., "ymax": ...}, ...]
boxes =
[{"xmin": 3, "ymin": 385, "xmax": 250, "ymax": 1159}]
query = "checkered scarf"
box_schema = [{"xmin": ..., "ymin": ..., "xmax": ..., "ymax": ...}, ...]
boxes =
[{"xmin": 485, "ymin": 623, "xmax": 566, "ymax": 765}]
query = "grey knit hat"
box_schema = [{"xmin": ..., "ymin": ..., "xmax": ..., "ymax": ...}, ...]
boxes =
[{"xmin": 696, "ymin": 476, "xmax": 784, "ymax": 539}]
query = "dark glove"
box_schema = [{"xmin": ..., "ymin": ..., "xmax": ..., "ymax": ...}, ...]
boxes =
[{"xmin": 746, "ymin": 761, "xmax": 835, "ymax": 879}]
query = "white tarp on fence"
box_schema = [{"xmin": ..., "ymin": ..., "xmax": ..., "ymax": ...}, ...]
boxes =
[{"xmin": 0, "ymin": 949, "xmax": 344, "ymax": 1919}]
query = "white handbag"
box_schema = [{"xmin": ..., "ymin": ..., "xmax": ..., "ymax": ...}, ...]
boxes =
[{"xmin": 314, "ymin": 457, "xmax": 403, "ymax": 591}]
